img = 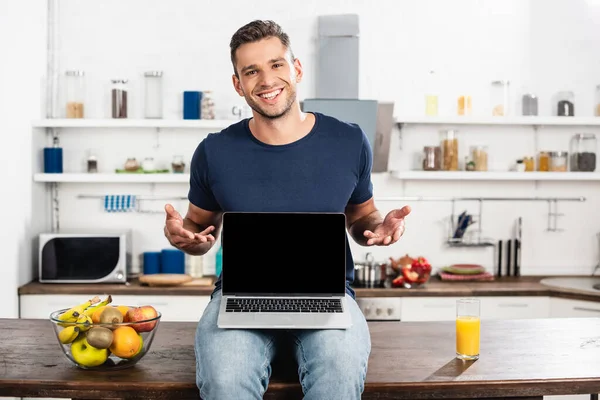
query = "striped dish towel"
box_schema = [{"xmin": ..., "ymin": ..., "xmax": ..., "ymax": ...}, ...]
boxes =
[{"xmin": 104, "ymin": 195, "xmax": 137, "ymax": 212}]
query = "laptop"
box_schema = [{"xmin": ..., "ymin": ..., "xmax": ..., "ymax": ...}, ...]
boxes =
[{"xmin": 217, "ymin": 211, "xmax": 352, "ymax": 329}]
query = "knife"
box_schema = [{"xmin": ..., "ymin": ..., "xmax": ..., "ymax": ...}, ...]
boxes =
[
  {"xmin": 506, "ymin": 239, "xmax": 512, "ymax": 277},
  {"xmin": 497, "ymin": 240, "xmax": 503, "ymax": 277},
  {"xmin": 515, "ymin": 217, "xmax": 522, "ymax": 277}
]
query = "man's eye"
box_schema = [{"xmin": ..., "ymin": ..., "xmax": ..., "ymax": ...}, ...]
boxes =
[
  {"xmin": 273, "ymin": 63, "xmax": 282, "ymax": 68},
  {"xmin": 245, "ymin": 70, "xmax": 256, "ymax": 76}
]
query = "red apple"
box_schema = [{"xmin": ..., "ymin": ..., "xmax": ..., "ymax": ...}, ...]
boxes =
[{"xmin": 125, "ymin": 305, "xmax": 158, "ymax": 332}]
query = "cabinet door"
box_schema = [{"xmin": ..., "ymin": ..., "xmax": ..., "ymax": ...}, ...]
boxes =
[
  {"xmin": 20, "ymin": 294, "xmax": 211, "ymax": 322},
  {"xmin": 401, "ymin": 297, "xmax": 460, "ymax": 321},
  {"xmin": 480, "ymin": 296, "xmax": 549, "ymax": 320},
  {"xmin": 549, "ymin": 297, "xmax": 600, "ymax": 318}
]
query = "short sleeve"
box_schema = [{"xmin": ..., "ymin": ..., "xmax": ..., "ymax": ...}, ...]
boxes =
[
  {"xmin": 348, "ymin": 128, "xmax": 374, "ymax": 205},
  {"xmin": 187, "ymin": 139, "xmax": 221, "ymax": 211}
]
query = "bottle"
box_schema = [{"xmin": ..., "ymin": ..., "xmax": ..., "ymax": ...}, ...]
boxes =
[
  {"xmin": 215, "ymin": 245, "xmax": 223, "ymax": 277},
  {"xmin": 65, "ymin": 70, "xmax": 85, "ymax": 118},
  {"xmin": 425, "ymin": 70, "xmax": 438, "ymax": 116}
]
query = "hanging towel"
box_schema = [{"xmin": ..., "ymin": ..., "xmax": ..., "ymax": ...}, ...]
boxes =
[{"xmin": 104, "ymin": 195, "xmax": 137, "ymax": 212}]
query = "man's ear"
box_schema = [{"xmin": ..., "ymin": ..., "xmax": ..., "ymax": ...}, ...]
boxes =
[
  {"xmin": 293, "ymin": 58, "xmax": 303, "ymax": 83},
  {"xmin": 232, "ymin": 74, "xmax": 245, "ymax": 97}
]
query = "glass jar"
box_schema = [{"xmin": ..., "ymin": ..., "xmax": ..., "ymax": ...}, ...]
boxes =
[
  {"xmin": 457, "ymin": 95, "xmax": 472, "ymax": 116},
  {"xmin": 422, "ymin": 146, "xmax": 441, "ymax": 171},
  {"xmin": 86, "ymin": 149, "xmax": 98, "ymax": 173},
  {"xmin": 65, "ymin": 70, "xmax": 85, "ymax": 118},
  {"xmin": 523, "ymin": 156, "xmax": 535, "ymax": 171},
  {"xmin": 538, "ymin": 151, "xmax": 550, "ymax": 171},
  {"xmin": 556, "ymin": 91, "xmax": 575, "ymax": 116},
  {"xmin": 201, "ymin": 90, "xmax": 216, "ymax": 120},
  {"xmin": 569, "ymin": 133, "xmax": 597, "ymax": 172},
  {"xmin": 111, "ymin": 79, "xmax": 129, "ymax": 118},
  {"xmin": 441, "ymin": 130, "xmax": 459, "ymax": 171},
  {"xmin": 522, "ymin": 93, "xmax": 538, "ymax": 116},
  {"xmin": 144, "ymin": 71, "xmax": 163, "ymax": 119},
  {"xmin": 595, "ymin": 85, "xmax": 600, "ymax": 117},
  {"xmin": 549, "ymin": 151, "xmax": 568, "ymax": 171},
  {"xmin": 172, "ymin": 155, "xmax": 186, "ymax": 173},
  {"xmin": 470, "ymin": 146, "xmax": 488, "ymax": 171},
  {"xmin": 142, "ymin": 157, "xmax": 155, "ymax": 172},
  {"xmin": 124, "ymin": 157, "xmax": 139, "ymax": 172},
  {"xmin": 425, "ymin": 70, "xmax": 438, "ymax": 116},
  {"xmin": 490, "ymin": 80, "xmax": 510, "ymax": 116}
]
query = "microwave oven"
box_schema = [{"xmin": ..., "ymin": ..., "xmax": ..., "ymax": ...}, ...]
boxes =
[{"xmin": 38, "ymin": 231, "xmax": 131, "ymax": 283}]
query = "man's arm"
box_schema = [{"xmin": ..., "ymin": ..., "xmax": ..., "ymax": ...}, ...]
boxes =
[
  {"xmin": 164, "ymin": 202, "xmax": 223, "ymax": 256},
  {"xmin": 345, "ymin": 197, "xmax": 383, "ymax": 246}
]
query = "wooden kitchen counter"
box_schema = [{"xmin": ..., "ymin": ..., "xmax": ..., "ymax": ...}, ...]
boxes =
[
  {"xmin": 18, "ymin": 275, "xmax": 600, "ymax": 302},
  {"xmin": 0, "ymin": 317, "xmax": 599, "ymax": 399}
]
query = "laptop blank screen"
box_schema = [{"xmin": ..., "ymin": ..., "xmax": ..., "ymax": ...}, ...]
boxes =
[{"xmin": 221, "ymin": 212, "xmax": 347, "ymax": 296}]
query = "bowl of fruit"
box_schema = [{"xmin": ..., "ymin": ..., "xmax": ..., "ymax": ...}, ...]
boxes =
[{"xmin": 49, "ymin": 295, "xmax": 161, "ymax": 370}]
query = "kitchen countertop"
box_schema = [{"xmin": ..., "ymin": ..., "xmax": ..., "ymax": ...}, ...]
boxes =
[
  {"xmin": 1, "ymin": 317, "xmax": 599, "ymax": 399},
  {"xmin": 18, "ymin": 275, "xmax": 600, "ymax": 302}
]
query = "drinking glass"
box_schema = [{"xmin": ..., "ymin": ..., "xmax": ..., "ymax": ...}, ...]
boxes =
[{"xmin": 456, "ymin": 298, "xmax": 480, "ymax": 360}]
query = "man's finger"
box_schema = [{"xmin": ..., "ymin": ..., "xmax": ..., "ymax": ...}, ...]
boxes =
[
  {"xmin": 165, "ymin": 203, "xmax": 182, "ymax": 221},
  {"xmin": 167, "ymin": 222, "xmax": 195, "ymax": 239}
]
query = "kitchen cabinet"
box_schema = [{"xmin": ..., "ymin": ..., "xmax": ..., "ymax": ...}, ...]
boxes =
[
  {"xmin": 400, "ymin": 296, "xmax": 550, "ymax": 321},
  {"xmin": 549, "ymin": 297, "xmax": 600, "ymax": 318},
  {"xmin": 19, "ymin": 294, "xmax": 211, "ymax": 322}
]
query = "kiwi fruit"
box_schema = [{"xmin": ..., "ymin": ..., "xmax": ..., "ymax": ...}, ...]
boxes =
[
  {"xmin": 99, "ymin": 307, "xmax": 124, "ymax": 325},
  {"xmin": 86, "ymin": 327, "xmax": 114, "ymax": 349}
]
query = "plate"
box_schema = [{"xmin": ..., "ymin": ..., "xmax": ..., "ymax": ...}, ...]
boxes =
[{"xmin": 139, "ymin": 273, "xmax": 193, "ymax": 286}]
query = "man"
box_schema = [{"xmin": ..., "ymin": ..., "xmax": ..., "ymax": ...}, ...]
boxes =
[{"xmin": 164, "ymin": 19, "xmax": 411, "ymax": 400}]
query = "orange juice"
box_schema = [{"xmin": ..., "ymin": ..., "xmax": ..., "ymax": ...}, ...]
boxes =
[{"xmin": 456, "ymin": 316, "xmax": 480, "ymax": 359}]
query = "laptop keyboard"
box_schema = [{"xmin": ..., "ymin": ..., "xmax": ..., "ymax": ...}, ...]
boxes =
[{"xmin": 225, "ymin": 298, "xmax": 343, "ymax": 313}]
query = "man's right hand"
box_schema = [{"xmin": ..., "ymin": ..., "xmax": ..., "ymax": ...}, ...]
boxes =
[{"xmin": 164, "ymin": 203, "xmax": 216, "ymax": 252}]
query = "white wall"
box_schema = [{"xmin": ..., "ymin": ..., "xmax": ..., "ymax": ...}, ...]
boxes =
[{"xmin": 3, "ymin": 1, "xmax": 600, "ymax": 307}]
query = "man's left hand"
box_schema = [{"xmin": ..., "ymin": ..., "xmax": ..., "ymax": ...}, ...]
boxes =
[{"xmin": 363, "ymin": 205, "xmax": 411, "ymax": 246}]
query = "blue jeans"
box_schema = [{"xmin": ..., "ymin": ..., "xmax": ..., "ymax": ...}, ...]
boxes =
[{"xmin": 194, "ymin": 290, "xmax": 371, "ymax": 399}]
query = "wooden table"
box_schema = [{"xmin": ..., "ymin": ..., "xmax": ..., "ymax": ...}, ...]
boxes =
[{"xmin": 1, "ymin": 317, "xmax": 599, "ymax": 399}]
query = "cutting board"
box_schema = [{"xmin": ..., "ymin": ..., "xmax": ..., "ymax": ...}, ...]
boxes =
[{"xmin": 139, "ymin": 273, "xmax": 194, "ymax": 287}]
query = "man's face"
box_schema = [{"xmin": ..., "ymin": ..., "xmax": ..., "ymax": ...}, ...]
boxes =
[{"xmin": 232, "ymin": 37, "xmax": 302, "ymax": 119}]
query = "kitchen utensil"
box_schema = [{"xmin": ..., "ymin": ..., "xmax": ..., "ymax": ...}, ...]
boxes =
[
  {"xmin": 506, "ymin": 240, "xmax": 512, "ymax": 276},
  {"xmin": 514, "ymin": 217, "xmax": 522, "ymax": 277},
  {"xmin": 354, "ymin": 253, "xmax": 387, "ymax": 288},
  {"xmin": 441, "ymin": 264, "xmax": 486, "ymax": 275},
  {"xmin": 496, "ymin": 239, "xmax": 503, "ymax": 277}
]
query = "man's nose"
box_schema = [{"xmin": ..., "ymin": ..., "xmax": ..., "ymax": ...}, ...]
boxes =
[{"xmin": 258, "ymin": 69, "xmax": 278, "ymax": 88}]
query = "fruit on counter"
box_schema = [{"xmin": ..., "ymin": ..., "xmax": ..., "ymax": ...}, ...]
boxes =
[
  {"xmin": 402, "ymin": 256, "xmax": 432, "ymax": 284},
  {"xmin": 58, "ymin": 326, "xmax": 80, "ymax": 344},
  {"xmin": 86, "ymin": 327, "xmax": 114, "ymax": 349},
  {"xmin": 71, "ymin": 335, "xmax": 110, "ymax": 367},
  {"xmin": 125, "ymin": 305, "xmax": 158, "ymax": 333},
  {"xmin": 391, "ymin": 275, "xmax": 405, "ymax": 288},
  {"xmin": 98, "ymin": 307, "xmax": 124, "ymax": 326},
  {"xmin": 109, "ymin": 326, "xmax": 142, "ymax": 359},
  {"xmin": 83, "ymin": 295, "xmax": 113, "ymax": 317},
  {"xmin": 116, "ymin": 305, "xmax": 130, "ymax": 317},
  {"xmin": 58, "ymin": 296, "xmax": 101, "ymax": 324}
]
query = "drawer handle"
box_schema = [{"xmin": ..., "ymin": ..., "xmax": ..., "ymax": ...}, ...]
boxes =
[
  {"xmin": 498, "ymin": 304, "xmax": 528, "ymax": 308},
  {"xmin": 573, "ymin": 307, "xmax": 600, "ymax": 313}
]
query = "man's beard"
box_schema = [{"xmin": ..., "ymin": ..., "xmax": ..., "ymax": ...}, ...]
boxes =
[{"xmin": 245, "ymin": 87, "xmax": 296, "ymax": 120}]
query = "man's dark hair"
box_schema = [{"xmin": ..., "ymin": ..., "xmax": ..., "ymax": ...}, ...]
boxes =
[{"xmin": 230, "ymin": 20, "xmax": 295, "ymax": 77}]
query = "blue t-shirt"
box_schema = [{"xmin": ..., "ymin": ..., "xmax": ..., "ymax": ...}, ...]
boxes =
[{"xmin": 188, "ymin": 112, "xmax": 374, "ymax": 298}]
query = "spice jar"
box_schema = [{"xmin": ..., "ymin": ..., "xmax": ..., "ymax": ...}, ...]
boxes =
[
  {"xmin": 422, "ymin": 146, "xmax": 441, "ymax": 171},
  {"xmin": 440, "ymin": 129, "xmax": 459, "ymax": 171},
  {"xmin": 556, "ymin": 91, "xmax": 574, "ymax": 116},
  {"xmin": 490, "ymin": 80, "xmax": 510, "ymax": 116},
  {"xmin": 142, "ymin": 157, "xmax": 155, "ymax": 172},
  {"xmin": 549, "ymin": 151, "xmax": 568, "ymax": 172},
  {"xmin": 65, "ymin": 70, "xmax": 85, "ymax": 118},
  {"xmin": 538, "ymin": 151, "xmax": 550, "ymax": 171},
  {"xmin": 569, "ymin": 133, "xmax": 597, "ymax": 172},
  {"xmin": 522, "ymin": 93, "xmax": 538, "ymax": 116},
  {"xmin": 111, "ymin": 79, "xmax": 129, "ymax": 118},
  {"xmin": 523, "ymin": 156, "xmax": 535, "ymax": 171},
  {"xmin": 144, "ymin": 71, "xmax": 163, "ymax": 119},
  {"xmin": 595, "ymin": 85, "xmax": 600, "ymax": 117},
  {"xmin": 470, "ymin": 146, "xmax": 488, "ymax": 171},
  {"xmin": 124, "ymin": 158, "xmax": 140, "ymax": 172},
  {"xmin": 457, "ymin": 95, "xmax": 472, "ymax": 116},
  {"xmin": 172, "ymin": 155, "xmax": 186, "ymax": 173},
  {"xmin": 425, "ymin": 70, "xmax": 438, "ymax": 116},
  {"xmin": 201, "ymin": 90, "xmax": 216, "ymax": 120},
  {"xmin": 86, "ymin": 149, "xmax": 98, "ymax": 173}
]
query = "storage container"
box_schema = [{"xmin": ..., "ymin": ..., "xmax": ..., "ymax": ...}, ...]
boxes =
[
  {"xmin": 111, "ymin": 79, "xmax": 129, "ymax": 118},
  {"xmin": 556, "ymin": 91, "xmax": 574, "ymax": 116},
  {"xmin": 569, "ymin": 133, "xmax": 597, "ymax": 172},
  {"xmin": 490, "ymin": 80, "xmax": 509, "ymax": 116},
  {"xmin": 65, "ymin": 70, "xmax": 85, "ymax": 118},
  {"xmin": 144, "ymin": 71, "xmax": 163, "ymax": 119},
  {"xmin": 549, "ymin": 151, "xmax": 568, "ymax": 171},
  {"xmin": 441, "ymin": 130, "xmax": 459, "ymax": 171},
  {"xmin": 422, "ymin": 146, "xmax": 441, "ymax": 171}
]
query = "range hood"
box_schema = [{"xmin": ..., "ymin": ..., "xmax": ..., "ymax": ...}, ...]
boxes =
[{"xmin": 301, "ymin": 14, "xmax": 394, "ymax": 173}]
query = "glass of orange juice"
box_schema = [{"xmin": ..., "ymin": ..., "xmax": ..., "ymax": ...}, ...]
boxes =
[{"xmin": 456, "ymin": 298, "xmax": 480, "ymax": 360}]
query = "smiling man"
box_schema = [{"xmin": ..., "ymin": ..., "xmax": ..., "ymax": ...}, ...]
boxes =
[{"xmin": 163, "ymin": 20, "xmax": 411, "ymax": 399}]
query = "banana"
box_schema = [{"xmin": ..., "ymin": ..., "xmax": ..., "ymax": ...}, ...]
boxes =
[
  {"xmin": 83, "ymin": 295, "xmax": 113, "ymax": 317},
  {"xmin": 59, "ymin": 296, "xmax": 101, "ymax": 323},
  {"xmin": 76, "ymin": 314, "xmax": 93, "ymax": 331},
  {"xmin": 58, "ymin": 325, "xmax": 80, "ymax": 344}
]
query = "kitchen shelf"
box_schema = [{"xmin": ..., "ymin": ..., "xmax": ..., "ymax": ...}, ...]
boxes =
[
  {"xmin": 32, "ymin": 118, "xmax": 236, "ymax": 129},
  {"xmin": 391, "ymin": 171, "xmax": 600, "ymax": 181},
  {"xmin": 33, "ymin": 173, "xmax": 190, "ymax": 183},
  {"xmin": 395, "ymin": 116, "xmax": 600, "ymax": 126}
]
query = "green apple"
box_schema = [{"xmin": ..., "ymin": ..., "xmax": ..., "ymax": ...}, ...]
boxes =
[{"xmin": 70, "ymin": 335, "xmax": 109, "ymax": 367}]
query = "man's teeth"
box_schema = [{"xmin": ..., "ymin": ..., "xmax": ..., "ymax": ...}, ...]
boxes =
[{"xmin": 260, "ymin": 89, "xmax": 282, "ymax": 99}]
